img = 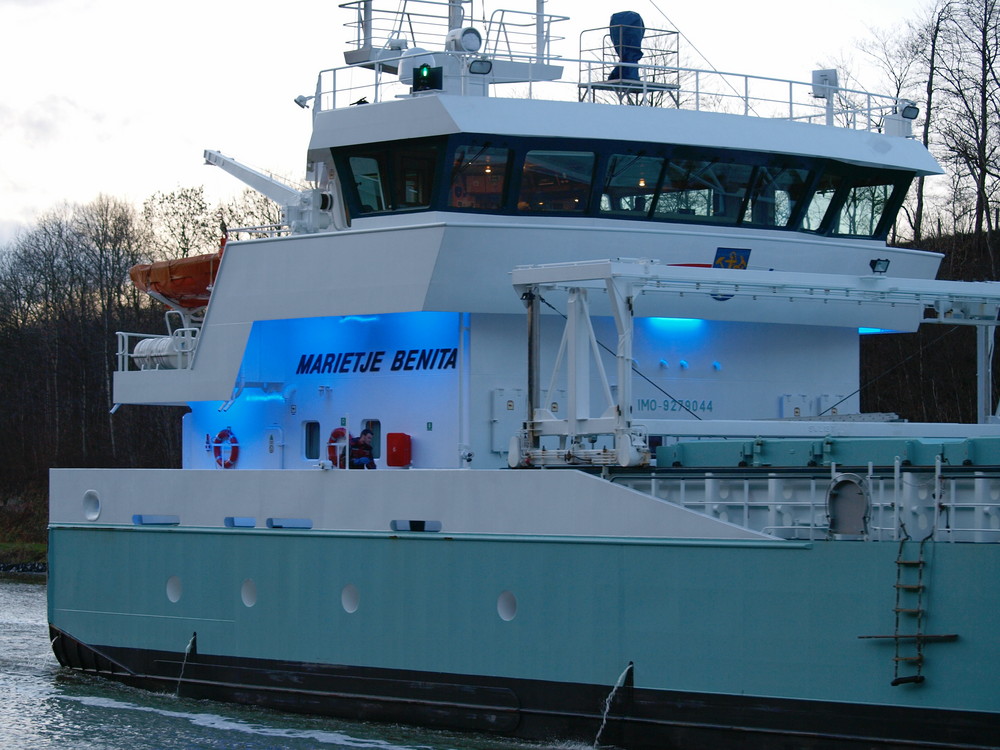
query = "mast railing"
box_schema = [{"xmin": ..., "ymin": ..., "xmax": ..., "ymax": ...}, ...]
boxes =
[
  {"xmin": 315, "ymin": 53, "xmax": 909, "ymax": 135},
  {"xmin": 324, "ymin": 6, "xmax": 911, "ymax": 133}
]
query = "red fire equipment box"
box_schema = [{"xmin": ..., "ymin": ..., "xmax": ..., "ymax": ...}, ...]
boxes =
[{"xmin": 386, "ymin": 432, "xmax": 411, "ymax": 467}]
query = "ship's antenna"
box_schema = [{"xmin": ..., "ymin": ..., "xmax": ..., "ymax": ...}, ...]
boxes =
[
  {"xmin": 644, "ymin": 0, "xmax": 712, "ymax": 71},
  {"xmin": 645, "ymin": 0, "xmax": 761, "ymax": 116}
]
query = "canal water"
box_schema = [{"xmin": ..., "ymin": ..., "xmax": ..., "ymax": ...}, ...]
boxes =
[{"xmin": 0, "ymin": 576, "xmax": 581, "ymax": 750}]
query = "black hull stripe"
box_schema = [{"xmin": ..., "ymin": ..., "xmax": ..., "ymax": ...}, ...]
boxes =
[{"xmin": 50, "ymin": 626, "xmax": 999, "ymax": 750}]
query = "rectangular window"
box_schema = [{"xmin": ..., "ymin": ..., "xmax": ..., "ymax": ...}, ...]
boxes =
[
  {"xmin": 449, "ymin": 145, "xmax": 510, "ymax": 210},
  {"xmin": 600, "ymin": 154, "xmax": 664, "ymax": 216},
  {"xmin": 518, "ymin": 150, "xmax": 595, "ymax": 212},
  {"xmin": 802, "ymin": 173, "xmax": 842, "ymax": 232},
  {"xmin": 831, "ymin": 179, "xmax": 893, "ymax": 237},
  {"xmin": 395, "ymin": 146, "xmax": 438, "ymax": 208},
  {"xmin": 343, "ymin": 139, "xmax": 442, "ymax": 214},
  {"xmin": 304, "ymin": 421, "xmax": 320, "ymax": 460},
  {"xmin": 349, "ymin": 155, "xmax": 388, "ymax": 213},
  {"xmin": 653, "ymin": 158, "xmax": 753, "ymax": 223},
  {"xmin": 741, "ymin": 166, "xmax": 812, "ymax": 228}
]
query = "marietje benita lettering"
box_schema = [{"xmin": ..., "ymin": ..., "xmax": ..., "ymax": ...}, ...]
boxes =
[{"xmin": 296, "ymin": 348, "xmax": 458, "ymax": 375}]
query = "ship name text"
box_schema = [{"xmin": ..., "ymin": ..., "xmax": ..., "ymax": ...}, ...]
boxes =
[{"xmin": 296, "ymin": 348, "xmax": 458, "ymax": 375}]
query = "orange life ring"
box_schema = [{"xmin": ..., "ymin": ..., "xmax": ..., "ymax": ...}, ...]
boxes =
[
  {"xmin": 213, "ymin": 427, "xmax": 240, "ymax": 469},
  {"xmin": 327, "ymin": 427, "xmax": 350, "ymax": 468}
]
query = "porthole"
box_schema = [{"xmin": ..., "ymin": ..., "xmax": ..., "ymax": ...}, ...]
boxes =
[
  {"xmin": 82, "ymin": 490, "xmax": 101, "ymax": 521},
  {"xmin": 166, "ymin": 575, "xmax": 182, "ymax": 603},
  {"xmin": 241, "ymin": 578, "xmax": 257, "ymax": 608},
  {"xmin": 497, "ymin": 590, "xmax": 517, "ymax": 621},
  {"xmin": 341, "ymin": 584, "xmax": 359, "ymax": 614}
]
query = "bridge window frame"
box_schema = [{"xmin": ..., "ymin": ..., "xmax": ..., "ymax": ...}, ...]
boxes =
[
  {"xmin": 335, "ymin": 136, "xmax": 448, "ymax": 216},
  {"xmin": 332, "ymin": 133, "xmax": 914, "ymax": 240}
]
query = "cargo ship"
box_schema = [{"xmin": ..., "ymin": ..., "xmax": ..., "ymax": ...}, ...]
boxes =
[{"xmin": 48, "ymin": 3, "xmax": 1000, "ymax": 747}]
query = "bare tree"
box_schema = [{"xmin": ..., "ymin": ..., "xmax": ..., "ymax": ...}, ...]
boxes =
[
  {"xmin": 909, "ymin": 1, "xmax": 955, "ymax": 240},
  {"xmin": 73, "ymin": 196, "xmax": 152, "ymax": 455},
  {"xmin": 936, "ymin": 0, "xmax": 1000, "ymax": 269},
  {"xmin": 143, "ymin": 186, "xmax": 218, "ymax": 259},
  {"xmin": 219, "ymin": 188, "xmax": 284, "ymax": 240}
]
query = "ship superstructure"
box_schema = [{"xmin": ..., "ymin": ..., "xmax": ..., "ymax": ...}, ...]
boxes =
[{"xmin": 49, "ymin": 3, "xmax": 1000, "ymax": 748}]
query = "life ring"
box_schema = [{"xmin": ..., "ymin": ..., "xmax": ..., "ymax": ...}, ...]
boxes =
[
  {"xmin": 213, "ymin": 427, "xmax": 240, "ymax": 469},
  {"xmin": 327, "ymin": 427, "xmax": 350, "ymax": 468}
]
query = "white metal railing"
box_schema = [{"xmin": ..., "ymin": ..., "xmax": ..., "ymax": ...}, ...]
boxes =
[
  {"xmin": 226, "ymin": 223, "xmax": 289, "ymax": 241},
  {"xmin": 117, "ymin": 311, "xmax": 201, "ymax": 372},
  {"xmin": 323, "ymin": 4, "xmax": 911, "ymax": 133},
  {"xmin": 116, "ymin": 329, "xmax": 199, "ymax": 372},
  {"xmin": 313, "ymin": 52, "xmax": 910, "ymax": 135},
  {"xmin": 339, "ymin": 1, "xmax": 566, "ymax": 63},
  {"xmin": 483, "ymin": 7, "xmax": 566, "ymax": 61},
  {"xmin": 342, "ymin": 0, "xmax": 475, "ymax": 55},
  {"xmin": 611, "ymin": 465, "xmax": 1000, "ymax": 543}
]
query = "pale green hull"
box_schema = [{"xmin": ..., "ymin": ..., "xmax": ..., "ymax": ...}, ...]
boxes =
[{"xmin": 49, "ymin": 523, "xmax": 1000, "ymax": 714}]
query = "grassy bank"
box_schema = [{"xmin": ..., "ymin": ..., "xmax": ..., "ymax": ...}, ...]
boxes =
[
  {"xmin": 0, "ymin": 542, "xmax": 47, "ymax": 565},
  {"xmin": 1, "ymin": 485, "xmax": 48, "ymax": 566},
  {"xmin": 1, "ymin": 482, "xmax": 47, "ymax": 547}
]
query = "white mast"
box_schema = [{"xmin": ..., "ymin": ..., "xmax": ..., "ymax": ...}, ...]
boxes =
[
  {"xmin": 536, "ymin": 0, "xmax": 545, "ymax": 62},
  {"xmin": 448, "ymin": 0, "xmax": 464, "ymax": 29}
]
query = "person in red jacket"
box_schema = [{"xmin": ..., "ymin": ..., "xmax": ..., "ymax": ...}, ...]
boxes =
[{"xmin": 349, "ymin": 429, "xmax": 377, "ymax": 469}]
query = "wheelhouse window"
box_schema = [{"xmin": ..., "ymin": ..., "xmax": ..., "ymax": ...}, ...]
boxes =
[
  {"xmin": 449, "ymin": 145, "xmax": 510, "ymax": 210},
  {"xmin": 518, "ymin": 150, "xmax": 595, "ymax": 212},
  {"xmin": 653, "ymin": 157, "xmax": 754, "ymax": 224},
  {"xmin": 341, "ymin": 138, "xmax": 443, "ymax": 214},
  {"xmin": 740, "ymin": 165, "xmax": 812, "ymax": 228},
  {"xmin": 803, "ymin": 168, "xmax": 911, "ymax": 237},
  {"xmin": 396, "ymin": 146, "xmax": 437, "ymax": 208},
  {"xmin": 831, "ymin": 175, "xmax": 903, "ymax": 237},
  {"xmin": 349, "ymin": 155, "xmax": 388, "ymax": 213},
  {"xmin": 334, "ymin": 134, "xmax": 915, "ymax": 239},
  {"xmin": 601, "ymin": 154, "xmax": 664, "ymax": 216},
  {"xmin": 802, "ymin": 173, "xmax": 842, "ymax": 232}
]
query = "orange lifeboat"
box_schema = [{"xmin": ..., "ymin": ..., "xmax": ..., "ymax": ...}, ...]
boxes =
[{"xmin": 129, "ymin": 251, "xmax": 221, "ymax": 310}]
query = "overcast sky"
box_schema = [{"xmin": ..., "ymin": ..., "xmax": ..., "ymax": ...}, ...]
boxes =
[{"xmin": 0, "ymin": 0, "xmax": 927, "ymax": 245}]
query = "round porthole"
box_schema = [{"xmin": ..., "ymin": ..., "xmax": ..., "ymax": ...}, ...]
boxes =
[
  {"xmin": 341, "ymin": 584, "xmax": 359, "ymax": 614},
  {"xmin": 166, "ymin": 575, "xmax": 182, "ymax": 603},
  {"xmin": 497, "ymin": 590, "xmax": 517, "ymax": 621},
  {"xmin": 82, "ymin": 490, "xmax": 101, "ymax": 521},
  {"xmin": 241, "ymin": 578, "xmax": 257, "ymax": 608}
]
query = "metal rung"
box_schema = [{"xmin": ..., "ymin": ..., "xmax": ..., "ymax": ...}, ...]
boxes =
[
  {"xmin": 895, "ymin": 583, "xmax": 924, "ymax": 591},
  {"xmin": 894, "ymin": 608, "xmax": 924, "ymax": 614},
  {"xmin": 891, "ymin": 674, "xmax": 926, "ymax": 686},
  {"xmin": 896, "ymin": 560, "xmax": 925, "ymax": 567},
  {"xmin": 894, "ymin": 656, "xmax": 924, "ymax": 663},
  {"xmin": 858, "ymin": 634, "xmax": 958, "ymax": 641}
]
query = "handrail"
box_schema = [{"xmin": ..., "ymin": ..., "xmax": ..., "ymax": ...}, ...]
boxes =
[
  {"xmin": 314, "ymin": 51, "xmax": 909, "ymax": 135},
  {"xmin": 116, "ymin": 328, "xmax": 199, "ymax": 372},
  {"xmin": 610, "ymin": 468, "xmax": 1000, "ymax": 542}
]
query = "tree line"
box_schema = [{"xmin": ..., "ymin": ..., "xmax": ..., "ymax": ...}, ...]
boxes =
[
  {"xmin": 1, "ymin": 0, "xmax": 998, "ymax": 543},
  {"xmin": 854, "ymin": 0, "xmax": 999, "ymax": 255},
  {"xmin": 0, "ymin": 188, "xmax": 276, "ymax": 541}
]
